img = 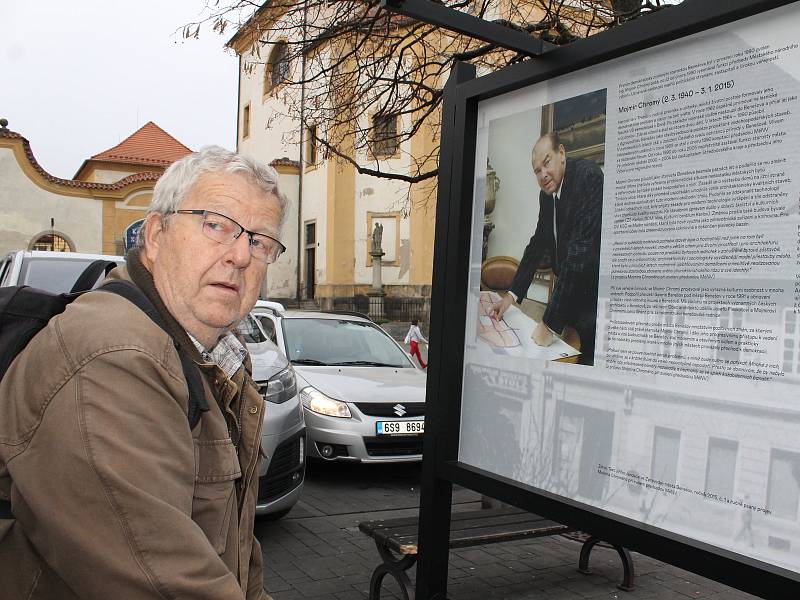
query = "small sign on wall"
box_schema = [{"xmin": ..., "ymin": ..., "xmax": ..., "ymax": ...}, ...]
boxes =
[{"xmin": 124, "ymin": 219, "xmax": 145, "ymax": 252}]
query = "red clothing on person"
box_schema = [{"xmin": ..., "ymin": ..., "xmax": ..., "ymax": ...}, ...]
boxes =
[
  {"xmin": 409, "ymin": 340, "xmax": 426, "ymax": 369},
  {"xmin": 404, "ymin": 323, "xmax": 428, "ymax": 369}
]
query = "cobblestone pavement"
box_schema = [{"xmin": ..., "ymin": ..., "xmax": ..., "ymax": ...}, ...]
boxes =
[{"xmin": 256, "ymin": 461, "xmax": 760, "ymax": 600}]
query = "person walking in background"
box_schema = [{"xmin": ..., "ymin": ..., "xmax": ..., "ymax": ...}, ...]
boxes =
[{"xmin": 404, "ymin": 319, "xmax": 428, "ymax": 369}]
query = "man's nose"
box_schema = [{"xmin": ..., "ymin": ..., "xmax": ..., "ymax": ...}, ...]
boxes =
[{"xmin": 224, "ymin": 232, "xmax": 253, "ymax": 267}]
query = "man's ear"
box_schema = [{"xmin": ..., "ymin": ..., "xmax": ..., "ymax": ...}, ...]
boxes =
[{"xmin": 141, "ymin": 213, "xmax": 166, "ymax": 264}]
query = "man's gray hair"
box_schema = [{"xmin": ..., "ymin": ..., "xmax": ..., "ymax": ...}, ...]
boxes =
[{"xmin": 139, "ymin": 146, "xmax": 287, "ymax": 246}]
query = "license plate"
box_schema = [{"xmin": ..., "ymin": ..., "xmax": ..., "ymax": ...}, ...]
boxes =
[{"xmin": 376, "ymin": 420, "xmax": 424, "ymax": 435}]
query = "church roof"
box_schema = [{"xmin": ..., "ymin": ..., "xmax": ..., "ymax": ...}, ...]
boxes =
[{"xmin": 88, "ymin": 121, "xmax": 192, "ymax": 169}]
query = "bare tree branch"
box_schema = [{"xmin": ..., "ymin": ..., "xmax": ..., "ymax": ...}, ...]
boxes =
[{"xmin": 188, "ymin": 0, "xmax": 679, "ymax": 202}]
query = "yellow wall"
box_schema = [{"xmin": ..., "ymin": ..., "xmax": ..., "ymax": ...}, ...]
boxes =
[
  {"xmin": 101, "ymin": 195, "xmax": 151, "ymax": 255},
  {"xmin": 325, "ymin": 142, "xmax": 356, "ymax": 289},
  {"xmin": 408, "ymin": 54, "xmax": 444, "ymax": 286},
  {"xmin": 79, "ymin": 162, "xmax": 164, "ymax": 254},
  {"xmin": 322, "ymin": 51, "xmax": 357, "ymax": 294},
  {"xmin": 408, "ymin": 115, "xmax": 440, "ymax": 285},
  {"xmin": 77, "ymin": 160, "xmax": 160, "ymax": 184}
]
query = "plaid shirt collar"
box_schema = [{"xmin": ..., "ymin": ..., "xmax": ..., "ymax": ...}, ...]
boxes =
[{"xmin": 188, "ymin": 331, "xmax": 248, "ymax": 379}]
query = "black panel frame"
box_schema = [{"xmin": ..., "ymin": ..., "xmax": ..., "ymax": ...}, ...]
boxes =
[{"xmin": 412, "ymin": 1, "xmax": 800, "ymax": 598}]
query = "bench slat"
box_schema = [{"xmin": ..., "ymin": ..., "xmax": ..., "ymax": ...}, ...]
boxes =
[
  {"xmin": 450, "ymin": 520, "xmax": 569, "ymax": 548},
  {"xmin": 383, "ymin": 518, "xmax": 569, "ymax": 553},
  {"xmin": 364, "ymin": 511, "xmax": 559, "ymax": 541},
  {"xmin": 359, "ymin": 505, "xmax": 526, "ymax": 535},
  {"xmin": 359, "ymin": 508, "xmax": 572, "ymax": 555}
]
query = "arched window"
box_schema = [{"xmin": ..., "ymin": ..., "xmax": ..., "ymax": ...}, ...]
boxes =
[
  {"xmin": 264, "ymin": 41, "xmax": 289, "ymax": 94},
  {"xmin": 29, "ymin": 232, "xmax": 73, "ymax": 252}
]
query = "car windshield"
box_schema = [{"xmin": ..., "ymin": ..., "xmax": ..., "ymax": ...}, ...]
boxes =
[
  {"xmin": 19, "ymin": 257, "xmax": 121, "ymax": 293},
  {"xmin": 283, "ymin": 318, "xmax": 413, "ymax": 367},
  {"xmin": 235, "ymin": 314, "xmax": 267, "ymax": 344}
]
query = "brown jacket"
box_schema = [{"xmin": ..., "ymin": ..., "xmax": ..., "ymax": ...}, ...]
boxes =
[{"xmin": 0, "ymin": 256, "xmax": 267, "ymax": 599}]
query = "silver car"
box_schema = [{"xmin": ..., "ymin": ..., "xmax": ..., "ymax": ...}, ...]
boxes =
[
  {"xmin": 234, "ymin": 314, "xmax": 305, "ymax": 518},
  {"xmin": 1, "ymin": 250, "xmax": 305, "ymax": 519},
  {"xmin": 252, "ymin": 302, "xmax": 427, "ymax": 463}
]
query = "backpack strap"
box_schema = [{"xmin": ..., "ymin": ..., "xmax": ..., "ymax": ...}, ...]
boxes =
[
  {"xmin": 99, "ymin": 280, "xmax": 209, "ymax": 429},
  {"xmin": 69, "ymin": 260, "xmax": 118, "ymax": 294}
]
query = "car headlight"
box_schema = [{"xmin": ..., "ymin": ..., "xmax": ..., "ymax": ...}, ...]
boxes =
[
  {"xmin": 259, "ymin": 366, "xmax": 297, "ymax": 404},
  {"xmin": 299, "ymin": 386, "xmax": 351, "ymax": 418}
]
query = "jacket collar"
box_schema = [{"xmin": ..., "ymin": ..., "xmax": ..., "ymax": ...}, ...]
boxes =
[{"xmin": 123, "ymin": 248, "xmax": 205, "ymax": 364}]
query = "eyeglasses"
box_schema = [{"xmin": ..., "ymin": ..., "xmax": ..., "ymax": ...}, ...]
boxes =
[{"xmin": 173, "ymin": 209, "xmax": 285, "ymax": 264}]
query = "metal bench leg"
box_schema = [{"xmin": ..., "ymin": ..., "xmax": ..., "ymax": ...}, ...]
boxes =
[
  {"xmin": 369, "ymin": 541, "xmax": 418, "ymax": 600},
  {"xmin": 578, "ymin": 536, "xmax": 636, "ymax": 592}
]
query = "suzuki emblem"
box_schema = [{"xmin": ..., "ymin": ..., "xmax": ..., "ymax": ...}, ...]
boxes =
[{"xmin": 393, "ymin": 404, "xmax": 407, "ymax": 417}]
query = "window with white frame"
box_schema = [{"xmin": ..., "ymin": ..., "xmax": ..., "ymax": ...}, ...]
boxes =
[
  {"xmin": 662, "ymin": 305, "xmax": 686, "ymax": 358},
  {"xmin": 705, "ymin": 437, "xmax": 738, "ymax": 500},
  {"xmin": 767, "ymin": 449, "xmax": 800, "ymax": 520},
  {"xmin": 717, "ymin": 308, "xmax": 743, "ymax": 363},
  {"xmin": 651, "ymin": 426, "xmax": 681, "ymax": 485},
  {"xmin": 783, "ymin": 309, "xmax": 799, "ymax": 374}
]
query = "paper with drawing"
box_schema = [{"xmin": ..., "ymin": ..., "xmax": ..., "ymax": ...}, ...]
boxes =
[{"xmin": 478, "ymin": 291, "xmax": 580, "ymax": 360}]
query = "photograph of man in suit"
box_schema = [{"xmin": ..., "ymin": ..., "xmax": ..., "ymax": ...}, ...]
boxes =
[{"xmin": 490, "ymin": 131, "xmax": 603, "ymax": 365}]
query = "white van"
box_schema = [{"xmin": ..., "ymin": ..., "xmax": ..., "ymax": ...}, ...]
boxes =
[{"xmin": 0, "ymin": 250, "xmax": 124, "ymax": 291}]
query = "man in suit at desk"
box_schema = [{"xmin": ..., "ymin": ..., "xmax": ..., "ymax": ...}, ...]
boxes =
[{"xmin": 490, "ymin": 132, "xmax": 603, "ymax": 365}]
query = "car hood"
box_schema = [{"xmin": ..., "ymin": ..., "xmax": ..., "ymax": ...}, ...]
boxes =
[{"xmin": 294, "ymin": 366, "xmax": 426, "ymax": 404}]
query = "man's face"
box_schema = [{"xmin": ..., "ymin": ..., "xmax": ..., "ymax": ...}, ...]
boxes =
[
  {"xmin": 143, "ymin": 172, "xmax": 282, "ymax": 347},
  {"xmin": 531, "ymin": 137, "xmax": 566, "ymax": 196}
]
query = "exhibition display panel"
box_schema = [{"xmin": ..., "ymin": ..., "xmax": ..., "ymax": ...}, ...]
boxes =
[{"xmin": 411, "ymin": 1, "xmax": 800, "ymax": 598}]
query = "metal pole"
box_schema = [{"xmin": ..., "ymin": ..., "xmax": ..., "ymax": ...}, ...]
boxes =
[
  {"xmin": 380, "ymin": 0, "xmax": 554, "ymax": 56},
  {"xmin": 296, "ymin": 3, "xmax": 309, "ymax": 304},
  {"xmin": 415, "ymin": 60, "xmax": 476, "ymax": 600}
]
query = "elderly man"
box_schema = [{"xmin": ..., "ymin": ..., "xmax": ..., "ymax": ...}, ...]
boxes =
[
  {"xmin": 491, "ymin": 131, "xmax": 603, "ymax": 365},
  {"xmin": 0, "ymin": 146, "xmax": 285, "ymax": 598}
]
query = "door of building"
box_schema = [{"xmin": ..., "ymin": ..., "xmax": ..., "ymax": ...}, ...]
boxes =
[{"xmin": 305, "ymin": 222, "xmax": 316, "ymax": 299}]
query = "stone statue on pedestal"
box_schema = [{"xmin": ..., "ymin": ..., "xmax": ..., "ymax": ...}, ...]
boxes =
[
  {"xmin": 368, "ymin": 222, "xmax": 386, "ymax": 318},
  {"xmin": 371, "ymin": 222, "xmax": 384, "ymax": 254}
]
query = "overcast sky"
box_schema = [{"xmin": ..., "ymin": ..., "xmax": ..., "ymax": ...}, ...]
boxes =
[{"xmin": 3, "ymin": 1, "xmax": 246, "ymax": 179}]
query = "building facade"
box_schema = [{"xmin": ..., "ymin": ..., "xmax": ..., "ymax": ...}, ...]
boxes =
[
  {"xmin": 227, "ymin": 6, "xmax": 444, "ymax": 306},
  {"xmin": 0, "ymin": 120, "xmax": 191, "ymax": 257}
]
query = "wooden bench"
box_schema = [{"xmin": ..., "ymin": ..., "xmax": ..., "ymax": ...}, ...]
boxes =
[{"xmin": 358, "ymin": 506, "xmax": 635, "ymax": 600}]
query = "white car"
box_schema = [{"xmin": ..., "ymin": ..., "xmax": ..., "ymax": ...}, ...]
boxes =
[
  {"xmin": 0, "ymin": 250, "xmax": 124, "ymax": 290},
  {"xmin": 252, "ymin": 301, "xmax": 428, "ymax": 463},
  {"xmin": 1, "ymin": 250, "xmax": 305, "ymax": 519}
]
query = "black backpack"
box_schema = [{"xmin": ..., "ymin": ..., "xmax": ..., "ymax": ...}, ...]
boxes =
[
  {"xmin": 0, "ymin": 260, "xmax": 208, "ymax": 517},
  {"xmin": 0, "ymin": 259, "xmax": 208, "ymax": 423}
]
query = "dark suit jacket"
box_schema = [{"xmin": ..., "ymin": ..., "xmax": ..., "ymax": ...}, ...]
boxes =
[{"xmin": 509, "ymin": 157, "xmax": 603, "ymax": 334}]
